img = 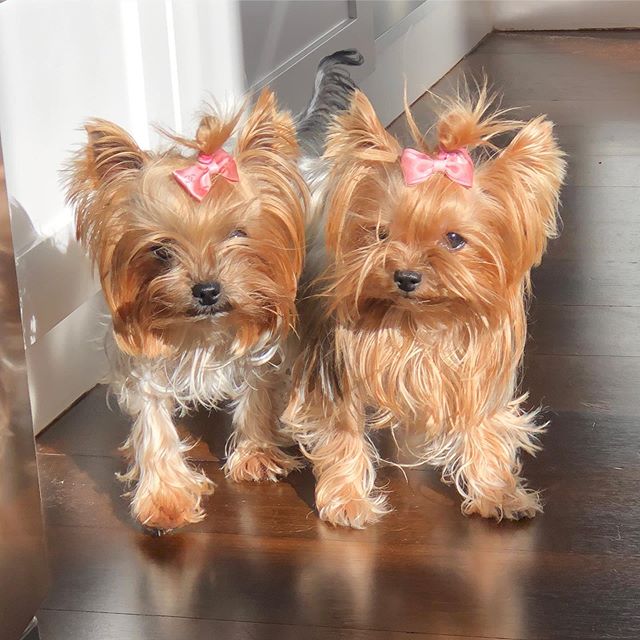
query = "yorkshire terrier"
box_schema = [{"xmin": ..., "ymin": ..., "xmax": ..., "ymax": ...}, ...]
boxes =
[
  {"xmin": 285, "ymin": 80, "xmax": 566, "ymax": 528},
  {"xmin": 66, "ymin": 90, "xmax": 306, "ymax": 532}
]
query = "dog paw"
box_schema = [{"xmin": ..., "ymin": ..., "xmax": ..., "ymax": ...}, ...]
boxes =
[
  {"xmin": 133, "ymin": 493, "xmax": 202, "ymax": 531},
  {"xmin": 463, "ymin": 486, "xmax": 542, "ymax": 521},
  {"xmin": 317, "ymin": 493, "xmax": 388, "ymax": 529},
  {"xmin": 225, "ymin": 446, "xmax": 302, "ymax": 483},
  {"xmin": 131, "ymin": 473, "xmax": 214, "ymax": 531}
]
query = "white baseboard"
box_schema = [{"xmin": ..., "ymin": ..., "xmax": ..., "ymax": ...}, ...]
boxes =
[
  {"xmin": 27, "ymin": 292, "xmax": 107, "ymax": 434},
  {"xmin": 360, "ymin": 0, "xmax": 493, "ymax": 126},
  {"xmin": 16, "ymin": 221, "xmax": 100, "ymax": 349}
]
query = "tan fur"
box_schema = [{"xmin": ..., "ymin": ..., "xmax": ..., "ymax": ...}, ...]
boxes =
[
  {"xmin": 285, "ymin": 88, "xmax": 565, "ymax": 528},
  {"xmin": 65, "ymin": 89, "xmax": 307, "ymax": 531}
]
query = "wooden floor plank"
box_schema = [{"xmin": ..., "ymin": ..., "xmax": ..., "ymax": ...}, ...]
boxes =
[
  {"xmin": 549, "ymin": 187, "xmax": 640, "ymax": 261},
  {"xmin": 526, "ymin": 353, "xmax": 640, "ymax": 416},
  {"xmin": 565, "ymin": 157, "xmax": 640, "ymax": 188},
  {"xmin": 39, "ymin": 526, "xmax": 640, "ymax": 640},
  {"xmin": 38, "ymin": 403, "xmax": 640, "ymax": 557},
  {"xmin": 532, "ymin": 259, "xmax": 640, "ymax": 307},
  {"xmin": 441, "ymin": 51, "xmax": 640, "ymax": 104},
  {"xmin": 37, "ymin": 610, "xmax": 496, "ymax": 640},
  {"xmin": 528, "ymin": 304, "xmax": 640, "ymax": 357}
]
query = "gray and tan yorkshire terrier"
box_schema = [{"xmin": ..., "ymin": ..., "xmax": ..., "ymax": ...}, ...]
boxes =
[
  {"xmin": 286, "ymin": 51, "xmax": 566, "ymax": 528},
  {"xmin": 66, "ymin": 90, "xmax": 309, "ymax": 532}
]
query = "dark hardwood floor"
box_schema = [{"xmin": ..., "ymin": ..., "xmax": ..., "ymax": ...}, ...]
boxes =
[{"xmin": 36, "ymin": 32, "xmax": 640, "ymax": 639}]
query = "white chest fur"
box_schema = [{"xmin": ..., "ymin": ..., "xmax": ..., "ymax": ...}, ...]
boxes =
[{"xmin": 107, "ymin": 330, "xmax": 282, "ymax": 415}]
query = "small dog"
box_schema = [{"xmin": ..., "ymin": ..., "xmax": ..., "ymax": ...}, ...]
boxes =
[
  {"xmin": 285, "ymin": 82, "xmax": 565, "ymax": 528},
  {"xmin": 66, "ymin": 90, "xmax": 306, "ymax": 531}
]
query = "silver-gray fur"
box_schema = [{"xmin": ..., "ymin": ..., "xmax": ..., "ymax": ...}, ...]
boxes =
[{"xmin": 296, "ymin": 49, "xmax": 364, "ymax": 157}]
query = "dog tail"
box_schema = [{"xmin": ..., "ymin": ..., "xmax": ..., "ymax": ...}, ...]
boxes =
[{"xmin": 296, "ymin": 49, "xmax": 364, "ymax": 157}]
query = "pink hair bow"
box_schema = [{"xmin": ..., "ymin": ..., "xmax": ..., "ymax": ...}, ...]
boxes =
[
  {"xmin": 173, "ymin": 149, "xmax": 239, "ymax": 201},
  {"xmin": 400, "ymin": 147, "xmax": 474, "ymax": 188}
]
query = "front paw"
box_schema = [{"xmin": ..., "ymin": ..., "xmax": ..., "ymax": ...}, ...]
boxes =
[
  {"xmin": 317, "ymin": 491, "xmax": 389, "ymax": 529},
  {"xmin": 463, "ymin": 486, "xmax": 542, "ymax": 521},
  {"xmin": 225, "ymin": 445, "xmax": 302, "ymax": 483},
  {"xmin": 130, "ymin": 471, "xmax": 214, "ymax": 531}
]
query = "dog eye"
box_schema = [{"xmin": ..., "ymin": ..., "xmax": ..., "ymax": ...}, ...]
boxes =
[
  {"xmin": 228, "ymin": 229, "xmax": 247, "ymax": 239},
  {"xmin": 151, "ymin": 244, "xmax": 172, "ymax": 261},
  {"xmin": 376, "ymin": 226, "xmax": 389, "ymax": 241},
  {"xmin": 444, "ymin": 232, "xmax": 466, "ymax": 250}
]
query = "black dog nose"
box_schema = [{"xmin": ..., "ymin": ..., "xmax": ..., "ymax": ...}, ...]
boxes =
[
  {"xmin": 192, "ymin": 282, "xmax": 221, "ymax": 306},
  {"xmin": 394, "ymin": 270, "xmax": 422, "ymax": 292}
]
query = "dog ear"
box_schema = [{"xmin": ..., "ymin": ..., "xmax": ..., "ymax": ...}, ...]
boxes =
[
  {"xmin": 101, "ymin": 236, "xmax": 174, "ymax": 359},
  {"xmin": 325, "ymin": 90, "xmax": 399, "ymax": 162},
  {"xmin": 84, "ymin": 119, "xmax": 146, "ymax": 184},
  {"xmin": 479, "ymin": 116, "xmax": 566, "ymax": 273},
  {"xmin": 234, "ymin": 88, "xmax": 305, "ymax": 287},
  {"xmin": 218, "ymin": 89, "xmax": 305, "ymax": 341},
  {"xmin": 236, "ymin": 89, "xmax": 298, "ymax": 160},
  {"xmin": 323, "ymin": 92, "xmax": 400, "ymax": 257},
  {"xmin": 66, "ymin": 120, "xmax": 147, "ymax": 277}
]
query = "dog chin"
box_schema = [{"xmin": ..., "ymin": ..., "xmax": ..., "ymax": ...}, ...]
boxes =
[
  {"xmin": 189, "ymin": 301, "xmax": 232, "ymax": 319},
  {"xmin": 393, "ymin": 293, "xmax": 451, "ymax": 311}
]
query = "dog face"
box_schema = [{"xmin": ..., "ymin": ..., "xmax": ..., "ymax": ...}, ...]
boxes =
[
  {"xmin": 323, "ymin": 90, "xmax": 565, "ymax": 325},
  {"xmin": 67, "ymin": 90, "xmax": 305, "ymax": 358}
]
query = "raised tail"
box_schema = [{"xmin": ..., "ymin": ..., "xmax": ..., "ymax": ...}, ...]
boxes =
[{"xmin": 297, "ymin": 49, "xmax": 364, "ymax": 157}]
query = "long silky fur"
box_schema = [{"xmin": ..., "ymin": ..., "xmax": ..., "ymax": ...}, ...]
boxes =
[
  {"xmin": 64, "ymin": 89, "xmax": 307, "ymax": 531},
  {"xmin": 284, "ymin": 84, "xmax": 565, "ymax": 528}
]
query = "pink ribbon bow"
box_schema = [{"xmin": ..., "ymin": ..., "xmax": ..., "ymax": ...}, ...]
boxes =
[
  {"xmin": 172, "ymin": 149, "xmax": 239, "ymax": 201},
  {"xmin": 400, "ymin": 147, "xmax": 474, "ymax": 188}
]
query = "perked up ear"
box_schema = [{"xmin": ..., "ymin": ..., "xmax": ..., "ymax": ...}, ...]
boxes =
[
  {"xmin": 236, "ymin": 89, "xmax": 298, "ymax": 160},
  {"xmin": 84, "ymin": 119, "xmax": 146, "ymax": 183},
  {"xmin": 480, "ymin": 116, "xmax": 566, "ymax": 272},
  {"xmin": 323, "ymin": 91, "xmax": 400, "ymax": 258},
  {"xmin": 325, "ymin": 90, "xmax": 400, "ymax": 162}
]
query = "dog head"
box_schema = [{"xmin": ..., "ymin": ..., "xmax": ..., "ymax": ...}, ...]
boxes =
[
  {"xmin": 322, "ymin": 88, "xmax": 565, "ymax": 327},
  {"xmin": 66, "ymin": 90, "xmax": 306, "ymax": 359}
]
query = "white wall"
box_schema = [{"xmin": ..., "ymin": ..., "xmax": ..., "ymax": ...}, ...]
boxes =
[
  {"xmin": 493, "ymin": 0, "xmax": 640, "ymax": 30},
  {"xmin": 0, "ymin": 0, "xmax": 244, "ymax": 432},
  {"xmin": 361, "ymin": 0, "xmax": 493, "ymax": 126},
  {"xmin": 240, "ymin": 1, "xmax": 375, "ymax": 115},
  {"xmin": 372, "ymin": 0, "xmax": 427, "ymax": 38},
  {"xmin": 240, "ymin": 1, "xmax": 352, "ymax": 86}
]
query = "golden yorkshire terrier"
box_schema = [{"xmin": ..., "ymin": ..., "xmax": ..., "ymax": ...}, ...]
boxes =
[
  {"xmin": 285, "ymin": 81, "xmax": 566, "ymax": 529},
  {"xmin": 65, "ymin": 90, "xmax": 307, "ymax": 532}
]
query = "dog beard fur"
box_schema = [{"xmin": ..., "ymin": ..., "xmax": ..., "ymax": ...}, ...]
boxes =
[
  {"xmin": 284, "ymin": 85, "xmax": 566, "ymax": 529},
  {"xmin": 65, "ymin": 89, "xmax": 307, "ymax": 531}
]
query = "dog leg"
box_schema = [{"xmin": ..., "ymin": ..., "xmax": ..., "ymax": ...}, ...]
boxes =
[
  {"xmin": 119, "ymin": 382, "xmax": 214, "ymax": 531},
  {"xmin": 305, "ymin": 401, "xmax": 388, "ymax": 529},
  {"xmin": 225, "ymin": 377, "xmax": 301, "ymax": 483},
  {"xmin": 449, "ymin": 405, "xmax": 543, "ymax": 521}
]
